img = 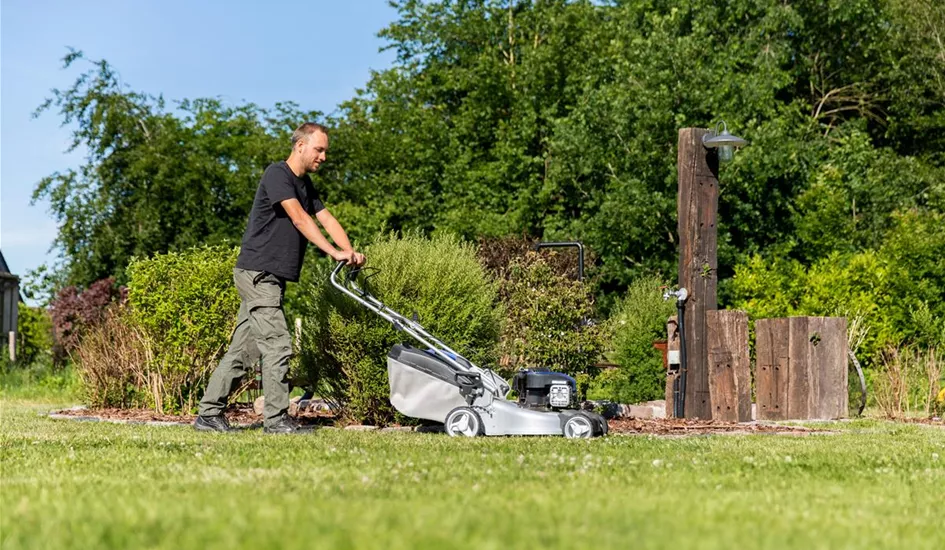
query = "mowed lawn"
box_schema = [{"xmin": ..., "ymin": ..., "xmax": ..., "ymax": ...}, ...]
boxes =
[{"xmin": 1, "ymin": 396, "xmax": 943, "ymax": 550}]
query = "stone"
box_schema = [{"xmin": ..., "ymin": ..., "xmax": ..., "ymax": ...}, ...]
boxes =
[
  {"xmin": 620, "ymin": 405, "xmax": 654, "ymax": 419},
  {"xmin": 298, "ymin": 398, "xmax": 335, "ymax": 413},
  {"xmin": 344, "ymin": 424, "xmax": 379, "ymax": 431},
  {"xmin": 253, "ymin": 396, "xmax": 265, "ymax": 416}
]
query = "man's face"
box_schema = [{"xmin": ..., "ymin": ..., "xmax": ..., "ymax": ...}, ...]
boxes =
[{"xmin": 299, "ymin": 131, "xmax": 329, "ymax": 173}]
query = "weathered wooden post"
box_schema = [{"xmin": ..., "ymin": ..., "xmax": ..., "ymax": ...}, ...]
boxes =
[
  {"xmin": 756, "ymin": 317, "xmax": 848, "ymax": 420},
  {"xmin": 706, "ymin": 310, "xmax": 752, "ymax": 422},
  {"xmin": 676, "ymin": 128, "xmax": 719, "ymax": 419}
]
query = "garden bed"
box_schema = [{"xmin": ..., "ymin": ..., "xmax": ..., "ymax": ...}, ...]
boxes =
[
  {"xmin": 49, "ymin": 405, "xmax": 847, "ymax": 435},
  {"xmin": 607, "ymin": 417, "xmax": 833, "ymax": 436}
]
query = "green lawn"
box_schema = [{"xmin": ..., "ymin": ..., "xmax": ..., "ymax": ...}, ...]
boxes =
[{"xmin": 1, "ymin": 393, "xmax": 943, "ymax": 550}]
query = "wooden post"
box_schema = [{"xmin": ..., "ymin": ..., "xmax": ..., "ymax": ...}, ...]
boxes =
[
  {"xmin": 706, "ymin": 311, "xmax": 751, "ymax": 422},
  {"xmin": 677, "ymin": 128, "xmax": 719, "ymax": 419},
  {"xmin": 809, "ymin": 317, "xmax": 848, "ymax": 419},
  {"xmin": 756, "ymin": 317, "xmax": 849, "ymax": 420},
  {"xmin": 755, "ymin": 318, "xmax": 790, "ymax": 420},
  {"xmin": 8, "ymin": 331, "xmax": 15, "ymax": 363}
]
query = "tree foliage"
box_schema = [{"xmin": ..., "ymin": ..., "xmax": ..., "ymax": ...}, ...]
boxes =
[
  {"xmin": 32, "ymin": 49, "xmax": 320, "ymax": 290},
  {"xmin": 318, "ymin": 0, "xmax": 945, "ymax": 300},
  {"xmin": 31, "ymin": 1, "xmax": 945, "ymax": 363}
]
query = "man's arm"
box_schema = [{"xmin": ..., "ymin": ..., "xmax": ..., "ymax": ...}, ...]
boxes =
[
  {"xmin": 281, "ymin": 199, "xmax": 364, "ymax": 265},
  {"xmin": 314, "ymin": 208, "xmax": 353, "ymax": 251},
  {"xmin": 281, "ymin": 198, "xmax": 345, "ymax": 261}
]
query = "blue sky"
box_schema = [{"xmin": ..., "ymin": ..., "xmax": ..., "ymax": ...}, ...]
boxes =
[{"xmin": 1, "ymin": 0, "xmax": 399, "ymax": 281}]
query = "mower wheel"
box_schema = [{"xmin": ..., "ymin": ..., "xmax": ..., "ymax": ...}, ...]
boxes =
[
  {"xmin": 596, "ymin": 414, "xmax": 609, "ymax": 436},
  {"xmin": 444, "ymin": 407, "xmax": 483, "ymax": 437},
  {"xmin": 563, "ymin": 413, "xmax": 595, "ymax": 439}
]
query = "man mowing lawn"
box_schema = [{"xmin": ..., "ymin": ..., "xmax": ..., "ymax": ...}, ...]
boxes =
[{"xmin": 194, "ymin": 122, "xmax": 365, "ymax": 435}]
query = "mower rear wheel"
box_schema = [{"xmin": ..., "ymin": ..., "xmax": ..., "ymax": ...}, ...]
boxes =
[
  {"xmin": 563, "ymin": 413, "xmax": 595, "ymax": 439},
  {"xmin": 444, "ymin": 407, "xmax": 483, "ymax": 437}
]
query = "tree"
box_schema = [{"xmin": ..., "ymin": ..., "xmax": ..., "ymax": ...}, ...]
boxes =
[
  {"xmin": 321, "ymin": 0, "xmax": 945, "ymax": 304},
  {"xmin": 33, "ymin": 0, "xmax": 945, "ymax": 340},
  {"xmin": 31, "ymin": 49, "xmax": 321, "ymax": 291}
]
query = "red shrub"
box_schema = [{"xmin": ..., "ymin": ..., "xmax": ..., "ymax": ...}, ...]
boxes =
[{"xmin": 49, "ymin": 278, "xmax": 124, "ymax": 364}]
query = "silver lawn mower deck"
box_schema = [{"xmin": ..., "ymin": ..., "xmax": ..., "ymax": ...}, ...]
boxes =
[{"xmin": 329, "ymin": 261, "xmax": 607, "ymax": 438}]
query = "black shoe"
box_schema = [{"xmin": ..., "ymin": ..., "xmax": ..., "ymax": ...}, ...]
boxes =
[
  {"xmin": 264, "ymin": 414, "xmax": 300, "ymax": 434},
  {"xmin": 194, "ymin": 414, "xmax": 232, "ymax": 433}
]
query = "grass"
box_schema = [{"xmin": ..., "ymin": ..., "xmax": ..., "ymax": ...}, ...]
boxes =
[{"xmin": 1, "ymin": 375, "xmax": 944, "ymax": 549}]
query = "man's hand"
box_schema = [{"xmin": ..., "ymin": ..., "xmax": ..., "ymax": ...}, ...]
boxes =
[{"xmin": 333, "ymin": 249, "xmax": 366, "ymax": 267}]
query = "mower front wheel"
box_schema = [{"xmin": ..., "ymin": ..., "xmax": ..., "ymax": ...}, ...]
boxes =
[
  {"xmin": 444, "ymin": 407, "xmax": 484, "ymax": 437},
  {"xmin": 563, "ymin": 413, "xmax": 595, "ymax": 439}
]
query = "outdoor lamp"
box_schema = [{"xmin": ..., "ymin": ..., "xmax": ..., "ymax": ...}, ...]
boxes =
[{"xmin": 702, "ymin": 121, "xmax": 748, "ymax": 162}]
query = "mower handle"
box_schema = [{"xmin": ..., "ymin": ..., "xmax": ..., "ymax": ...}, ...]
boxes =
[{"xmin": 332, "ymin": 259, "xmax": 364, "ymax": 283}]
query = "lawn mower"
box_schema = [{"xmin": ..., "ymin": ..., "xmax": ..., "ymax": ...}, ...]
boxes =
[{"xmin": 329, "ymin": 261, "xmax": 608, "ymax": 438}]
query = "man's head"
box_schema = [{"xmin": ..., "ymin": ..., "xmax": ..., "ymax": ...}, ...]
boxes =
[{"xmin": 290, "ymin": 122, "xmax": 329, "ymax": 173}]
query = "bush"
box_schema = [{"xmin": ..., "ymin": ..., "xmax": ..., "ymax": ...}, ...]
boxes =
[
  {"xmin": 477, "ymin": 235, "xmax": 595, "ymax": 284},
  {"xmin": 594, "ymin": 275, "xmax": 676, "ymax": 404},
  {"xmin": 72, "ymin": 304, "xmax": 150, "ymax": 408},
  {"xmin": 15, "ymin": 303, "xmax": 54, "ymax": 365},
  {"xmin": 126, "ymin": 245, "xmax": 240, "ymax": 413},
  {"xmin": 495, "ymin": 252, "xmax": 608, "ymax": 381},
  {"xmin": 728, "ymin": 251, "xmax": 899, "ymax": 366},
  {"xmin": 728, "ymin": 210, "xmax": 945, "ymax": 367},
  {"xmin": 295, "ymin": 232, "xmax": 503, "ymax": 425},
  {"xmin": 48, "ymin": 278, "xmax": 122, "ymax": 365},
  {"xmin": 873, "ymin": 345, "xmax": 943, "ymax": 419}
]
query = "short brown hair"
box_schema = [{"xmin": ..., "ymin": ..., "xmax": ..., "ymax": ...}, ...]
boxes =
[{"xmin": 291, "ymin": 122, "xmax": 328, "ymax": 145}]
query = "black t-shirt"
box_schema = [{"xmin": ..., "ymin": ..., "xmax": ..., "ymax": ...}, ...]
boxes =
[{"xmin": 235, "ymin": 161, "xmax": 325, "ymax": 282}]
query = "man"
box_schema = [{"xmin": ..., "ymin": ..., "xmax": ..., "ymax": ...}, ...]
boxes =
[{"xmin": 194, "ymin": 122, "xmax": 365, "ymax": 434}]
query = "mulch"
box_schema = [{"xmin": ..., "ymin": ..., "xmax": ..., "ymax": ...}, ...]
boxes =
[
  {"xmin": 607, "ymin": 418, "xmax": 829, "ymax": 436},
  {"xmin": 50, "ymin": 405, "xmax": 852, "ymax": 435}
]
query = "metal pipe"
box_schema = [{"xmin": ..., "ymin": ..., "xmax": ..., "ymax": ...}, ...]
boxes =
[
  {"xmin": 663, "ymin": 287, "xmax": 689, "ymax": 418},
  {"xmin": 676, "ymin": 290, "xmax": 688, "ymax": 418}
]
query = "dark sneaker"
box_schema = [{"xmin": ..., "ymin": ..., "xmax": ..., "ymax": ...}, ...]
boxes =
[
  {"xmin": 264, "ymin": 414, "xmax": 301, "ymax": 434},
  {"xmin": 194, "ymin": 414, "xmax": 232, "ymax": 433}
]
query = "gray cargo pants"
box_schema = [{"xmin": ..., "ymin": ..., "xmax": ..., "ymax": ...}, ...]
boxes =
[{"xmin": 198, "ymin": 268, "xmax": 292, "ymax": 427}]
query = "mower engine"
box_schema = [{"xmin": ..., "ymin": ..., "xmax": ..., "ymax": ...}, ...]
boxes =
[{"xmin": 512, "ymin": 369, "xmax": 577, "ymax": 410}]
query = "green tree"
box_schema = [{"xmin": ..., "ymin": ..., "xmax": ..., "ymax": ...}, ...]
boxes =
[
  {"xmin": 32, "ymin": 0, "xmax": 945, "ymax": 354},
  {"xmin": 31, "ymin": 49, "xmax": 321, "ymax": 290}
]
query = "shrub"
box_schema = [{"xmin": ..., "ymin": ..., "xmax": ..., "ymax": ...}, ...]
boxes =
[
  {"xmin": 48, "ymin": 278, "xmax": 122, "ymax": 365},
  {"xmin": 295, "ymin": 232, "xmax": 503, "ymax": 425},
  {"xmin": 495, "ymin": 252, "xmax": 608, "ymax": 381},
  {"xmin": 594, "ymin": 275, "xmax": 676, "ymax": 403},
  {"xmin": 15, "ymin": 303, "xmax": 54, "ymax": 365},
  {"xmin": 477, "ymin": 235, "xmax": 595, "ymax": 284},
  {"xmin": 72, "ymin": 304, "xmax": 150, "ymax": 408},
  {"xmin": 873, "ymin": 345, "xmax": 942, "ymax": 419},
  {"xmin": 126, "ymin": 245, "xmax": 240, "ymax": 413},
  {"xmin": 728, "ymin": 210, "xmax": 945, "ymax": 367}
]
